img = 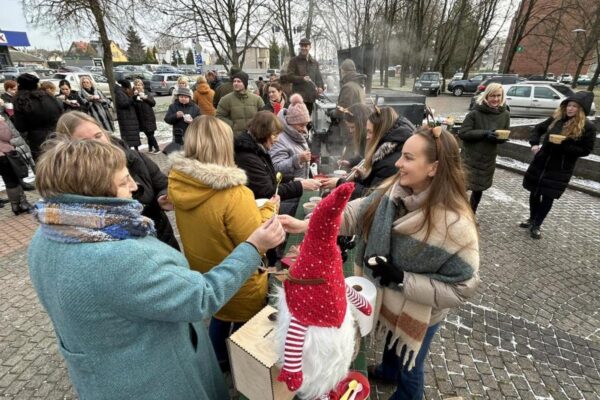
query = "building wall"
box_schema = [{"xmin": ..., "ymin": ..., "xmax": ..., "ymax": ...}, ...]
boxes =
[
  {"xmin": 503, "ymin": 0, "xmax": 597, "ymax": 76},
  {"xmin": 243, "ymin": 47, "xmax": 270, "ymax": 70}
]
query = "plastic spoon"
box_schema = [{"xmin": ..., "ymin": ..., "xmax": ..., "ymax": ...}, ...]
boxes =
[
  {"xmin": 339, "ymin": 380, "xmax": 358, "ymax": 400},
  {"xmin": 274, "ymin": 172, "xmax": 283, "ymax": 197},
  {"xmin": 348, "ymin": 383, "xmax": 363, "ymax": 400}
]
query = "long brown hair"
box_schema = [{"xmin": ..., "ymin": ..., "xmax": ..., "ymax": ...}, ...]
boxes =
[
  {"xmin": 362, "ymin": 126, "xmax": 474, "ymax": 243},
  {"xmin": 344, "ymin": 103, "xmax": 372, "ymax": 159},
  {"xmin": 363, "ymin": 106, "xmax": 397, "ymax": 175},
  {"xmin": 549, "ymin": 102, "xmax": 586, "ymax": 139}
]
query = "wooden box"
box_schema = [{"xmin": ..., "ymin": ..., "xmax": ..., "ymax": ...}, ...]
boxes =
[{"xmin": 227, "ymin": 305, "xmax": 296, "ymax": 400}]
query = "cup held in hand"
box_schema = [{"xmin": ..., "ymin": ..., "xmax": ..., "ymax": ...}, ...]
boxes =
[
  {"xmin": 303, "ymin": 202, "xmax": 317, "ymax": 214},
  {"xmin": 496, "ymin": 129, "xmax": 511, "ymax": 140},
  {"xmin": 549, "ymin": 134, "xmax": 566, "ymax": 144},
  {"xmin": 333, "ymin": 169, "xmax": 347, "ymax": 178}
]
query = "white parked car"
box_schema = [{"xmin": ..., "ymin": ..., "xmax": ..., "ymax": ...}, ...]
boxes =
[
  {"xmin": 41, "ymin": 72, "xmax": 111, "ymax": 97},
  {"xmin": 504, "ymin": 82, "xmax": 596, "ymax": 117}
]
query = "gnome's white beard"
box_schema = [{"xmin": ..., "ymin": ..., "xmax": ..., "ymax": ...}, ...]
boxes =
[{"xmin": 275, "ymin": 287, "xmax": 356, "ymax": 400}]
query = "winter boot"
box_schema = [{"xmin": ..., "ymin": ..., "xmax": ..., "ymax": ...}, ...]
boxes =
[
  {"xmin": 7, "ymin": 187, "xmax": 31, "ymax": 216},
  {"xmin": 519, "ymin": 218, "xmax": 532, "ymax": 229},
  {"xmin": 530, "ymin": 225, "xmax": 542, "ymax": 239},
  {"xmin": 20, "ymin": 180, "xmax": 35, "ymax": 191},
  {"xmin": 0, "ymin": 197, "xmax": 8, "ymax": 205}
]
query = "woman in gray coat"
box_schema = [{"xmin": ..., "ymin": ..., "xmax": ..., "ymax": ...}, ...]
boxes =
[{"xmin": 458, "ymin": 83, "xmax": 510, "ymax": 213}]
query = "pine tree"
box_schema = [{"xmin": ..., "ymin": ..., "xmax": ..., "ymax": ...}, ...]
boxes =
[
  {"xmin": 186, "ymin": 49, "xmax": 194, "ymax": 65},
  {"xmin": 269, "ymin": 38, "xmax": 280, "ymax": 69},
  {"xmin": 125, "ymin": 26, "xmax": 145, "ymax": 63},
  {"xmin": 177, "ymin": 51, "xmax": 184, "ymax": 65}
]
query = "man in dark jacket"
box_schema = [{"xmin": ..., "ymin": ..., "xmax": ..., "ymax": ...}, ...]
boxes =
[
  {"xmin": 164, "ymin": 87, "xmax": 201, "ymax": 152},
  {"xmin": 213, "ymin": 67, "xmax": 241, "ymax": 108},
  {"xmin": 216, "ymin": 71, "xmax": 264, "ymax": 136},
  {"xmin": 282, "ymin": 38, "xmax": 324, "ymax": 114}
]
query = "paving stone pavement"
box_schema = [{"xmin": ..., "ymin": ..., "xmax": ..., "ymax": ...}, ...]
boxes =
[{"xmin": 1, "ymin": 154, "xmax": 599, "ymax": 399}]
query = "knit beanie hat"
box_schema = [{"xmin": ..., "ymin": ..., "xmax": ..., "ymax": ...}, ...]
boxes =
[
  {"xmin": 177, "ymin": 87, "xmax": 192, "ymax": 98},
  {"xmin": 17, "ymin": 73, "xmax": 40, "ymax": 91},
  {"xmin": 286, "ymin": 94, "xmax": 310, "ymax": 125},
  {"xmin": 232, "ymin": 71, "xmax": 249, "ymax": 89}
]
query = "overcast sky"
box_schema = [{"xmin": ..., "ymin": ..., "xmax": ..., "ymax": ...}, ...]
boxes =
[{"xmin": 1, "ymin": 0, "xmax": 76, "ymax": 50}]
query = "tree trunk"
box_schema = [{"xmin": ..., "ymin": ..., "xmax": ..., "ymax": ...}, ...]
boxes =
[
  {"xmin": 88, "ymin": 0, "xmax": 114, "ymax": 101},
  {"xmin": 305, "ymin": 0, "xmax": 315, "ymax": 40},
  {"xmin": 588, "ymin": 46, "xmax": 600, "ymax": 91}
]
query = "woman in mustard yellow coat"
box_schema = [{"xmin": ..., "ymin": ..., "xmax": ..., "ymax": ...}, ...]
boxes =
[{"xmin": 168, "ymin": 116, "xmax": 277, "ymax": 371}]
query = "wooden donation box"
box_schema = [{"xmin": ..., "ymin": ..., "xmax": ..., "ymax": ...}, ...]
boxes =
[{"xmin": 227, "ymin": 305, "xmax": 296, "ymax": 400}]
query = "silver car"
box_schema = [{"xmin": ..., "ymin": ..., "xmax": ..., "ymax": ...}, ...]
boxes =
[
  {"xmin": 150, "ymin": 73, "xmax": 182, "ymax": 96},
  {"xmin": 504, "ymin": 83, "xmax": 596, "ymax": 117}
]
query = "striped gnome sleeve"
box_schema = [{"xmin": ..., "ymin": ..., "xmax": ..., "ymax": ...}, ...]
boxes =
[
  {"xmin": 345, "ymin": 284, "xmax": 372, "ymax": 316},
  {"xmin": 277, "ymin": 316, "xmax": 308, "ymax": 391}
]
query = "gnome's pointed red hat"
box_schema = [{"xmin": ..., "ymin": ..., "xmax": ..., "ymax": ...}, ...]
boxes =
[{"xmin": 283, "ymin": 182, "xmax": 355, "ymax": 328}]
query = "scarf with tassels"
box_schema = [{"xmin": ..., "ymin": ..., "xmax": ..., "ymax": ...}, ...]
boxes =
[
  {"xmin": 34, "ymin": 195, "xmax": 155, "ymax": 243},
  {"xmin": 356, "ymin": 184, "xmax": 474, "ymax": 370}
]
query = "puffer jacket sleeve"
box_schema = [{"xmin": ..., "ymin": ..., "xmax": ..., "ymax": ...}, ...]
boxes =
[
  {"xmin": 560, "ymin": 122, "xmax": 596, "ymax": 157},
  {"xmin": 458, "ymin": 111, "xmax": 486, "ymax": 142},
  {"xmin": 98, "ymin": 240, "xmax": 262, "ymax": 321},
  {"xmin": 269, "ymin": 138, "xmax": 300, "ymax": 175},
  {"xmin": 216, "ymin": 96, "xmax": 233, "ymax": 127},
  {"xmin": 164, "ymin": 104, "xmax": 180, "ymax": 125},
  {"xmin": 339, "ymin": 197, "xmax": 366, "ymax": 236},
  {"xmin": 529, "ymin": 117, "xmax": 553, "ymax": 146},
  {"xmin": 224, "ymin": 186, "xmax": 272, "ymax": 248},
  {"xmin": 139, "ymin": 152, "xmax": 168, "ymax": 198}
]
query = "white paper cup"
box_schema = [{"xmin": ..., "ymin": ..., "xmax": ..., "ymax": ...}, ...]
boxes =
[
  {"xmin": 333, "ymin": 169, "xmax": 347, "ymax": 178},
  {"xmin": 5, "ymin": 103, "xmax": 13, "ymax": 110}
]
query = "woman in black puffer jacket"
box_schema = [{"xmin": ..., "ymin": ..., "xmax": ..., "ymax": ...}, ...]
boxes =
[
  {"xmin": 13, "ymin": 73, "xmax": 62, "ymax": 162},
  {"xmin": 521, "ymin": 91, "xmax": 596, "ymax": 239},
  {"xmin": 132, "ymin": 79, "xmax": 160, "ymax": 154},
  {"xmin": 114, "ymin": 80, "xmax": 141, "ymax": 150}
]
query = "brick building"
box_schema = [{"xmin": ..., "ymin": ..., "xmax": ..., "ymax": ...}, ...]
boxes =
[{"xmin": 501, "ymin": 0, "xmax": 597, "ymax": 76}]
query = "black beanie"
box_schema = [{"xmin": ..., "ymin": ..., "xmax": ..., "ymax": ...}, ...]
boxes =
[
  {"xmin": 17, "ymin": 73, "xmax": 40, "ymax": 91},
  {"xmin": 232, "ymin": 71, "xmax": 249, "ymax": 89}
]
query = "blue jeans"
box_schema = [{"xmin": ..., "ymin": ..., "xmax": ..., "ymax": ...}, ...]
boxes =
[
  {"xmin": 374, "ymin": 323, "xmax": 440, "ymax": 400},
  {"xmin": 208, "ymin": 317, "xmax": 244, "ymax": 372}
]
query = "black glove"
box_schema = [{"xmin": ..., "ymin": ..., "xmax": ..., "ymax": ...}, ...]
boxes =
[
  {"xmin": 484, "ymin": 130, "xmax": 498, "ymax": 142},
  {"xmin": 364, "ymin": 255, "xmax": 404, "ymax": 287}
]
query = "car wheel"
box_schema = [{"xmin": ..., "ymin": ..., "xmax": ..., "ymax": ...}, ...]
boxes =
[
  {"xmin": 432, "ymin": 89, "xmax": 438, "ymax": 97},
  {"xmin": 169, "ymin": 87, "xmax": 174, "ymax": 96},
  {"xmin": 453, "ymin": 87, "xmax": 464, "ymax": 96}
]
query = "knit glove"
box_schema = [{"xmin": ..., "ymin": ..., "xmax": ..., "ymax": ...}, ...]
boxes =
[
  {"xmin": 484, "ymin": 130, "xmax": 498, "ymax": 142},
  {"xmin": 364, "ymin": 255, "xmax": 404, "ymax": 287}
]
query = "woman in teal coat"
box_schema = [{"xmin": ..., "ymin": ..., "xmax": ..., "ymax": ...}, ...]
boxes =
[{"xmin": 28, "ymin": 139, "xmax": 285, "ymax": 400}]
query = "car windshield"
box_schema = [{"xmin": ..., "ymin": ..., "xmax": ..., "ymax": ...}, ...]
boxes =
[
  {"xmin": 421, "ymin": 73, "xmax": 438, "ymax": 81},
  {"xmin": 151, "ymin": 75, "xmax": 164, "ymax": 81}
]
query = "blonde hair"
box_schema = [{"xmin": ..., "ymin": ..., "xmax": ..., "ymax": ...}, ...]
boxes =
[
  {"xmin": 364, "ymin": 107, "xmax": 398, "ymax": 175},
  {"xmin": 177, "ymin": 76, "xmax": 189, "ymax": 85},
  {"xmin": 476, "ymin": 83, "xmax": 505, "ymax": 106},
  {"xmin": 196, "ymin": 76, "xmax": 207, "ymax": 84},
  {"xmin": 80, "ymin": 76, "xmax": 93, "ymax": 87},
  {"xmin": 184, "ymin": 116, "xmax": 235, "ymax": 166},
  {"xmin": 549, "ymin": 102, "xmax": 586, "ymax": 139},
  {"xmin": 36, "ymin": 139, "xmax": 126, "ymax": 198},
  {"xmin": 54, "ymin": 111, "xmax": 111, "ymax": 141},
  {"xmin": 133, "ymin": 78, "xmax": 144, "ymax": 88}
]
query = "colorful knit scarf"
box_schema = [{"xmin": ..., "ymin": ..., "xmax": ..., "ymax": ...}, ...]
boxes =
[{"xmin": 34, "ymin": 194, "xmax": 155, "ymax": 243}]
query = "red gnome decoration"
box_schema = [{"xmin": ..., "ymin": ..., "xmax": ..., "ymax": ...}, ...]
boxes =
[{"xmin": 276, "ymin": 183, "xmax": 372, "ymax": 399}]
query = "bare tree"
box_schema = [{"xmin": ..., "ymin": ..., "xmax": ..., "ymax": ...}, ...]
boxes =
[
  {"xmin": 568, "ymin": 0, "xmax": 600, "ymax": 88},
  {"xmin": 21, "ymin": 0, "xmax": 141, "ymax": 98},
  {"xmin": 157, "ymin": 0, "xmax": 270, "ymax": 69},
  {"xmin": 501, "ymin": 0, "xmax": 566, "ymax": 73},
  {"xmin": 269, "ymin": 0, "xmax": 297, "ymax": 58},
  {"xmin": 432, "ymin": 0, "xmax": 470, "ymax": 79}
]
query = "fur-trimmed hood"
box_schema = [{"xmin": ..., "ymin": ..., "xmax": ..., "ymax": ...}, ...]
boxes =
[{"xmin": 168, "ymin": 152, "xmax": 247, "ymax": 210}]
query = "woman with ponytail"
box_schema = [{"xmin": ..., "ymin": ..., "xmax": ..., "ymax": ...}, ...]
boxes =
[
  {"xmin": 522, "ymin": 91, "xmax": 596, "ymax": 239},
  {"xmin": 279, "ymin": 126, "xmax": 480, "ymax": 399}
]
